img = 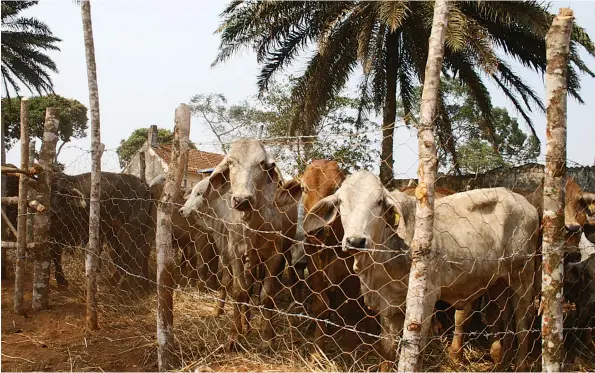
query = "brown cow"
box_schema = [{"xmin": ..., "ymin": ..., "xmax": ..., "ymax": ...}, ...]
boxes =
[{"xmin": 277, "ymin": 160, "xmax": 379, "ymax": 355}]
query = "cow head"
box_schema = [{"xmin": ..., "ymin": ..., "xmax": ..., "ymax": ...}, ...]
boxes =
[
  {"xmin": 274, "ymin": 159, "xmax": 345, "ymax": 211},
  {"xmin": 303, "ymin": 170, "xmax": 412, "ymax": 272},
  {"xmin": 564, "ymin": 179, "xmax": 595, "ymax": 245},
  {"xmin": 201, "ymin": 138, "xmax": 282, "ymax": 212},
  {"xmin": 179, "ymin": 177, "xmax": 210, "ymax": 218}
]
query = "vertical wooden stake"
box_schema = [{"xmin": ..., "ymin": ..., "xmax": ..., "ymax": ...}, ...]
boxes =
[
  {"xmin": 14, "ymin": 97, "xmax": 30, "ymax": 315},
  {"xmin": 156, "ymin": 104, "xmax": 190, "ymax": 371},
  {"xmin": 542, "ymin": 8, "xmax": 574, "ymax": 373},
  {"xmin": 398, "ymin": 0, "xmax": 449, "ymax": 371},
  {"xmin": 32, "ymin": 109, "xmax": 59, "ymax": 311},
  {"xmin": 27, "ymin": 139, "xmax": 36, "ymax": 243},
  {"xmin": 81, "ymin": 0, "xmax": 102, "ymax": 331},
  {"xmin": 139, "ymin": 150, "xmax": 146, "ymax": 183},
  {"xmin": 1, "ymin": 113, "xmax": 7, "ymax": 281}
]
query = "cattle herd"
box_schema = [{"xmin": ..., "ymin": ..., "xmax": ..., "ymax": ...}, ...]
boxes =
[{"xmin": 3, "ymin": 137, "xmax": 595, "ymax": 371}]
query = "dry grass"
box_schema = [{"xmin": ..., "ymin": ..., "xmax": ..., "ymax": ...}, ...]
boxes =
[{"xmin": 2, "ymin": 249, "xmax": 594, "ymax": 372}]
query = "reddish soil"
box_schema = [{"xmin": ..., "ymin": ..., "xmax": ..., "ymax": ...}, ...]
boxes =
[{"xmin": 1, "ymin": 275, "xmax": 157, "ymax": 372}]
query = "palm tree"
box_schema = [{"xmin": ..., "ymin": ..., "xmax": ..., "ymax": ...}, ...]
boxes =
[
  {"xmin": 213, "ymin": 1, "xmax": 595, "ymax": 185},
  {"xmin": 1, "ymin": 1, "xmax": 61, "ymax": 97}
]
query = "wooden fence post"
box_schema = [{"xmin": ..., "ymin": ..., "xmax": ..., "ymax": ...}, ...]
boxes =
[
  {"xmin": 14, "ymin": 97, "xmax": 30, "ymax": 315},
  {"xmin": 1, "ymin": 113, "xmax": 7, "ymax": 280},
  {"xmin": 81, "ymin": 0, "xmax": 102, "ymax": 331},
  {"xmin": 397, "ymin": 0, "xmax": 449, "ymax": 371},
  {"xmin": 32, "ymin": 108, "xmax": 59, "ymax": 311},
  {"xmin": 27, "ymin": 140, "xmax": 36, "ymax": 243},
  {"xmin": 156, "ymin": 104, "xmax": 190, "ymax": 371},
  {"xmin": 139, "ymin": 150, "xmax": 146, "ymax": 183},
  {"xmin": 542, "ymin": 8, "xmax": 574, "ymax": 373}
]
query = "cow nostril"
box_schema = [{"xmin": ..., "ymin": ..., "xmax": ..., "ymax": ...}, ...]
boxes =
[
  {"xmin": 233, "ymin": 196, "xmax": 252, "ymax": 211},
  {"xmin": 347, "ymin": 237, "xmax": 367, "ymax": 249}
]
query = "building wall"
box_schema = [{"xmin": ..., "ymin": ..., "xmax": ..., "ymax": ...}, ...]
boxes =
[{"xmin": 122, "ymin": 143, "xmax": 168, "ymax": 184}]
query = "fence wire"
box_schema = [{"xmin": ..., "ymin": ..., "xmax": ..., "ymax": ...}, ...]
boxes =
[{"xmin": 2, "ymin": 133, "xmax": 595, "ymax": 373}]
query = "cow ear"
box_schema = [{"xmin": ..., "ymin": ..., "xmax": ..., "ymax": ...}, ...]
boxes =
[
  {"xmin": 275, "ymin": 179, "xmax": 302, "ymax": 207},
  {"xmin": 385, "ymin": 192, "xmax": 415, "ymax": 246},
  {"xmin": 203, "ymin": 157, "xmax": 231, "ymax": 200},
  {"xmin": 263, "ymin": 157, "xmax": 282, "ymax": 185},
  {"xmin": 304, "ymin": 194, "xmax": 338, "ymax": 236}
]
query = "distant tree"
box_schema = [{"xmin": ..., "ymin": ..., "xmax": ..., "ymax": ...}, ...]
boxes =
[
  {"xmin": 116, "ymin": 127, "xmax": 196, "ymax": 169},
  {"xmin": 2, "ymin": 95, "xmax": 88, "ymax": 159},
  {"xmin": 190, "ymin": 77, "xmax": 378, "ymax": 176},
  {"xmin": 402, "ymin": 77, "xmax": 540, "ymax": 174},
  {"xmin": 1, "ymin": 1, "xmax": 61, "ymax": 97}
]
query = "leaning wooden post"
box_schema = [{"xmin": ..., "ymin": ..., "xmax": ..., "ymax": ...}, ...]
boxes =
[
  {"xmin": 156, "ymin": 104, "xmax": 190, "ymax": 371},
  {"xmin": 82, "ymin": 0, "xmax": 103, "ymax": 331},
  {"xmin": 32, "ymin": 109, "xmax": 59, "ymax": 311},
  {"xmin": 14, "ymin": 97, "xmax": 30, "ymax": 315},
  {"xmin": 397, "ymin": 0, "xmax": 449, "ymax": 371},
  {"xmin": 542, "ymin": 8, "xmax": 574, "ymax": 373}
]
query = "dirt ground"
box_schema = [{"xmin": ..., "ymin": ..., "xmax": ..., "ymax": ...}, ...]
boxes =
[
  {"xmin": 2, "ymin": 254, "xmax": 594, "ymax": 372},
  {"xmin": 1, "ymin": 274, "xmax": 158, "ymax": 372}
]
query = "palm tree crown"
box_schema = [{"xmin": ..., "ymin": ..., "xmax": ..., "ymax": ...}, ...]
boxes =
[
  {"xmin": 1, "ymin": 1, "xmax": 61, "ymax": 97},
  {"xmin": 213, "ymin": 1, "xmax": 594, "ymax": 177}
]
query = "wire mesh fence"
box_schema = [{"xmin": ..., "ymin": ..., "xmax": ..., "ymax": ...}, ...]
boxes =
[{"xmin": 3, "ymin": 131, "xmax": 594, "ymax": 372}]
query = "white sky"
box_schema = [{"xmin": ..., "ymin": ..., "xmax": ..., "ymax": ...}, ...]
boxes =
[{"xmin": 4, "ymin": 0, "xmax": 595, "ymax": 178}]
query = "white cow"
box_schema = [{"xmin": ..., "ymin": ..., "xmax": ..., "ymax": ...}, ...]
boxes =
[
  {"xmin": 303, "ymin": 170, "xmax": 540, "ymax": 371},
  {"xmin": 180, "ymin": 138, "xmax": 300, "ymax": 352}
]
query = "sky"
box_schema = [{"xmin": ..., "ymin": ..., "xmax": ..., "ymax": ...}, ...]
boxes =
[{"xmin": 4, "ymin": 0, "xmax": 595, "ymax": 179}]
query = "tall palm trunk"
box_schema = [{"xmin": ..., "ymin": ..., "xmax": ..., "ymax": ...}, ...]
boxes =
[
  {"xmin": 379, "ymin": 31, "xmax": 398, "ymax": 188},
  {"xmin": 81, "ymin": 0, "xmax": 102, "ymax": 331},
  {"xmin": 397, "ymin": 0, "xmax": 449, "ymax": 371}
]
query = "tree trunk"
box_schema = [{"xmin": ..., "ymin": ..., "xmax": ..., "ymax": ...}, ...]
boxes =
[
  {"xmin": 14, "ymin": 97, "xmax": 30, "ymax": 315},
  {"xmin": 379, "ymin": 31, "xmax": 399, "ymax": 188},
  {"xmin": 156, "ymin": 104, "xmax": 190, "ymax": 371},
  {"xmin": 81, "ymin": 0, "xmax": 102, "ymax": 331},
  {"xmin": 542, "ymin": 8, "xmax": 574, "ymax": 373},
  {"xmin": 397, "ymin": 0, "xmax": 449, "ymax": 371},
  {"xmin": 32, "ymin": 108, "xmax": 59, "ymax": 311}
]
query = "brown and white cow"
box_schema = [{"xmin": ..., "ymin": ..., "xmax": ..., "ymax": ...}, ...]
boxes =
[
  {"xmin": 183, "ymin": 138, "xmax": 300, "ymax": 352},
  {"xmin": 304, "ymin": 170, "xmax": 540, "ymax": 371},
  {"xmin": 276, "ymin": 160, "xmax": 380, "ymax": 354}
]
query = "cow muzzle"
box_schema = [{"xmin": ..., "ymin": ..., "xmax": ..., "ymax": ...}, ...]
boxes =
[
  {"xmin": 345, "ymin": 236, "xmax": 368, "ymax": 250},
  {"xmin": 179, "ymin": 206, "xmax": 192, "ymax": 218},
  {"xmin": 232, "ymin": 195, "xmax": 253, "ymax": 211},
  {"xmin": 566, "ymin": 224, "xmax": 581, "ymax": 233}
]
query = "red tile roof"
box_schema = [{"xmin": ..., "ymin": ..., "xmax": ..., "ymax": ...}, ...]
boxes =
[{"xmin": 152, "ymin": 145, "xmax": 224, "ymax": 173}]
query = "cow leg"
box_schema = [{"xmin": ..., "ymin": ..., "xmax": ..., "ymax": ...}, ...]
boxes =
[
  {"xmin": 509, "ymin": 274, "xmax": 534, "ymax": 372},
  {"xmin": 449, "ymin": 303, "xmax": 473, "ymax": 364},
  {"xmin": 485, "ymin": 284, "xmax": 514, "ymax": 371},
  {"xmin": 215, "ymin": 253, "xmax": 232, "ymax": 316},
  {"xmin": 51, "ymin": 244, "xmax": 68, "ymax": 287},
  {"xmin": 226, "ymin": 257, "xmax": 250, "ymax": 352},
  {"xmin": 306, "ymin": 253, "xmax": 331, "ymax": 352},
  {"xmin": 378, "ymin": 313, "xmax": 405, "ymax": 372},
  {"xmin": 258, "ymin": 252, "xmax": 284, "ymax": 353}
]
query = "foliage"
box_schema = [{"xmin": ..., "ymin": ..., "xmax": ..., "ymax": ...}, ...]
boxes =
[
  {"xmin": 213, "ymin": 1, "xmax": 594, "ymax": 174},
  {"xmin": 189, "ymin": 77, "xmax": 378, "ymax": 176},
  {"xmin": 402, "ymin": 77, "xmax": 540, "ymax": 174},
  {"xmin": 116, "ymin": 127, "xmax": 197, "ymax": 169},
  {"xmin": 1, "ymin": 1, "xmax": 61, "ymax": 97},
  {"xmin": 2, "ymin": 95, "xmax": 88, "ymax": 156}
]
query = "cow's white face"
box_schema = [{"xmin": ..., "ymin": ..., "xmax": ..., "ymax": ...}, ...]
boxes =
[
  {"xmin": 179, "ymin": 178, "xmax": 209, "ymax": 217},
  {"xmin": 303, "ymin": 170, "xmax": 407, "ymax": 272},
  {"xmin": 201, "ymin": 138, "xmax": 281, "ymax": 212}
]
